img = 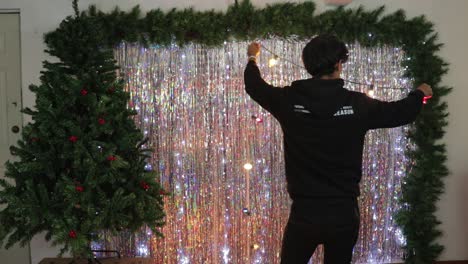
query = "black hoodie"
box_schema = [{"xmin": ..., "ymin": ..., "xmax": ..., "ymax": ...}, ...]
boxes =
[{"xmin": 244, "ymin": 61, "xmax": 424, "ymax": 199}]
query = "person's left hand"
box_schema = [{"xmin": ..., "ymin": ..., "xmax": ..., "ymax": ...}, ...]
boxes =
[{"xmin": 247, "ymin": 42, "xmax": 261, "ymax": 57}]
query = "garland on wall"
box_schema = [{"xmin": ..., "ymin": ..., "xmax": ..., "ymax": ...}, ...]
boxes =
[{"xmin": 43, "ymin": 0, "xmax": 450, "ymax": 262}]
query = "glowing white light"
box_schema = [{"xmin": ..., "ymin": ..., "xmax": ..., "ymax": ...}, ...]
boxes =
[
  {"xmin": 367, "ymin": 89, "xmax": 375, "ymax": 97},
  {"xmin": 222, "ymin": 246, "xmax": 230, "ymax": 264},
  {"xmin": 395, "ymin": 227, "xmax": 407, "ymax": 246},
  {"xmin": 180, "ymin": 256, "xmax": 189, "ymax": 264},
  {"xmin": 268, "ymin": 57, "xmax": 279, "ymax": 67},
  {"xmin": 144, "ymin": 163, "xmax": 153, "ymax": 171},
  {"xmin": 137, "ymin": 244, "xmax": 149, "ymax": 256},
  {"xmin": 243, "ymin": 163, "xmax": 253, "ymax": 170}
]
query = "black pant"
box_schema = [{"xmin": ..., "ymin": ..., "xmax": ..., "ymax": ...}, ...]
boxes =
[{"xmin": 280, "ymin": 197, "xmax": 360, "ymax": 264}]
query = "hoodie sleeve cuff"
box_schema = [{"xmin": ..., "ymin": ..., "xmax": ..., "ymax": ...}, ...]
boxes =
[{"xmin": 410, "ymin": 89, "xmax": 425, "ymax": 99}]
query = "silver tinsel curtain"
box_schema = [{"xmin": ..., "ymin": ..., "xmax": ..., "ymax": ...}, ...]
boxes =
[{"xmin": 94, "ymin": 39, "xmax": 413, "ymax": 264}]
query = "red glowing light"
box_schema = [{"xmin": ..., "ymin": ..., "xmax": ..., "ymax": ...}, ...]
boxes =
[{"xmin": 423, "ymin": 96, "xmax": 432, "ymax": 104}]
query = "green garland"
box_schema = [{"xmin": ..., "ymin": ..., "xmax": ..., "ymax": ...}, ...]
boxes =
[{"xmin": 44, "ymin": 0, "xmax": 449, "ymax": 262}]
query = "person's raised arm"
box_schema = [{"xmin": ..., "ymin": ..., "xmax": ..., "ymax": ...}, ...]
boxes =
[
  {"xmin": 244, "ymin": 42, "xmax": 284, "ymax": 116},
  {"xmin": 365, "ymin": 83, "xmax": 432, "ymax": 129}
]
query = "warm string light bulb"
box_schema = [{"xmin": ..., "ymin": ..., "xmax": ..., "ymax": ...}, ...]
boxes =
[
  {"xmin": 367, "ymin": 84, "xmax": 375, "ymax": 97},
  {"xmin": 243, "ymin": 163, "xmax": 253, "ymax": 170},
  {"xmin": 268, "ymin": 55, "xmax": 279, "ymax": 67}
]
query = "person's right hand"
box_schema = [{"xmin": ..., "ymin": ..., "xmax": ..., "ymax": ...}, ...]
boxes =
[
  {"xmin": 247, "ymin": 42, "xmax": 261, "ymax": 57},
  {"xmin": 417, "ymin": 83, "xmax": 433, "ymax": 97}
]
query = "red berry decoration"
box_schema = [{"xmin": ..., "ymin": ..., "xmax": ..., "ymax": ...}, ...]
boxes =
[
  {"xmin": 68, "ymin": 230, "xmax": 77, "ymax": 239},
  {"xmin": 107, "ymin": 155, "xmax": 116, "ymax": 161},
  {"xmin": 140, "ymin": 181, "xmax": 150, "ymax": 190},
  {"xmin": 75, "ymin": 185, "xmax": 84, "ymax": 192},
  {"xmin": 69, "ymin": 136, "xmax": 78, "ymax": 143},
  {"xmin": 80, "ymin": 89, "xmax": 88, "ymax": 96},
  {"xmin": 98, "ymin": 118, "xmax": 106, "ymax": 125},
  {"xmin": 159, "ymin": 190, "xmax": 166, "ymax": 195}
]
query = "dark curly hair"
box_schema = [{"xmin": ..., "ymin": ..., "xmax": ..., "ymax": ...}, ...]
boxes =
[{"xmin": 302, "ymin": 34, "xmax": 349, "ymax": 77}]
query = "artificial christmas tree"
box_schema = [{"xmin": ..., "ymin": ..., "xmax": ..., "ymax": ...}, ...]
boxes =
[{"xmin": 0, "ymin": 2, "xmax": 165, "ymax": 259}]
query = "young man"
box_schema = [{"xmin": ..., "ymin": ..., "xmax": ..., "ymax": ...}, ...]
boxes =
[{"xmin": 244, "ymin": 35, "xmax": 432, "ymax": 264}]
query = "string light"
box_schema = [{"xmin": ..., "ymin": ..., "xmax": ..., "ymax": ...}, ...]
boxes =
[
  {"xmin": 242, "ymin": 207, "xmax": 251, "ymax": 216},
  {"xmin": 243, "ymin": 163, "xmax": 253, "ymax": 170},
  {"xmin": 423, "ymin": 95, "xmax": 432, "ymax": 104},
  {"xmin": 259, "ymin": 43, "xmax": 410, "ymax": 94},
  {"xmin": 268, "ymin": 55, "xmax": 279, "ymax": 67},
  {"xmin": 367, "ymin": 84, "xmax": 375, "ymax": 97},
  {"xmin": 251, "ymin": 115, "xmax": 263, "ymax": 123},
  {"xmin": 144, "ymin": 163, "xmax": 153, "ymax": 171}
]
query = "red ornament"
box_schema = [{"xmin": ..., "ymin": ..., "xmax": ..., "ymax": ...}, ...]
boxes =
[
  {"xmin": 69, "ymin": 136, "xmax": 78, "ymax": 143},
  {"xmin": 98, "ymin": 118, "xmax": 106, "ymax": 125},
  {"xmin": 31, "ymin": 137, "xmax": 39, "ymax": 142},
  {"xmin": 107, "ymin": 155, "xmax": 116, "ymax": 161},
  {"xmin": 68, "ymin": 230, "xmax": 77, "ymax": 239},
  {"xmin": 107, "ymin": 87, "xmax": 115, "ymax": 94},
  {"xmin": 251, "ymin": 115, "xmax": 263, "ymax": 124},
  {"xmin": 140, "ymin": 181, "xmax": 150, "ymax": 190},
  {"xmin": 75, "ymin": 185, "xmax": 84, "ymax": 192},
  {"xmin": 80, "ymin": 89, "xmax": 88, "ymax": 96},
  {"xmin": 159, "ymin": 190, "xmax": 166, "ymax": 195}
]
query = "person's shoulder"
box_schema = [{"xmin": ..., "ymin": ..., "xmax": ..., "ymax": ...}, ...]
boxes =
[
  {"xmin": 290, "ymin": 79, "xmax": 308, "ymax": 87},
  {"xmin": 284, "ymin": 79, "xmax": 308, "ymax": 91},
  {"xmin": 346, "ymin": 89, "xmax": 366, "ymax": 97},
  {"xmin": 347, "ymin": 89, "xmax": 374, "ymax": 101},
  {"xmin": 344, "ymin": 89, "xmax": 374, "ymax": 110}
]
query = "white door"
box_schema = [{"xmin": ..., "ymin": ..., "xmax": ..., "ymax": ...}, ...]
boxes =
[{"xmin": 0, "ymin": 12, "xmax": 30, "ymax": 264}]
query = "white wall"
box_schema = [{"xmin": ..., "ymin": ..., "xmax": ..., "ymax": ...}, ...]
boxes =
[{"xmin": 0, "ymin": 0, "xmax": 466, "ymax": 262}]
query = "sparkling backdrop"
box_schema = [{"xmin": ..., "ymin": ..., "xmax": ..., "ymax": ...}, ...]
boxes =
[{"xmin": 96, "ymin": 39, "xmax": 414, "ymax": 263}]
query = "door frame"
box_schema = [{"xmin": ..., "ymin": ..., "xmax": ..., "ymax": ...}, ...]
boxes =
[{"xmin": 0, "ymin": 10, "xmax": 30, "ymax": 264}]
